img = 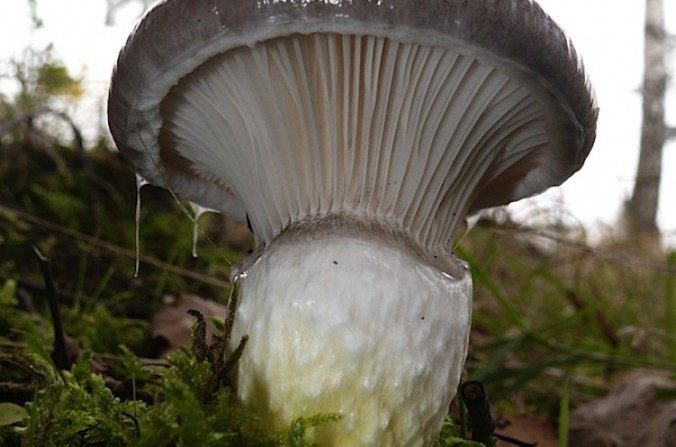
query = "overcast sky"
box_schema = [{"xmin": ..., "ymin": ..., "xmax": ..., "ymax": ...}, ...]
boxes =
[{"xmin": 1, "ymin": 0, "xmax": 675, "ymax": 245}]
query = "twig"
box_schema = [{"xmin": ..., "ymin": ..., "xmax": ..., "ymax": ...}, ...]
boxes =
[
  {"xmin": 0, "ymin": 201, "xmax": 230, "ymax": 289},
  {"xmin": 0, "ymin": 381, "xmax": 35, "ymax": 402},
  {"xmin": 0, "ymin": 379, "xmax": 154, "ymax": 405},
  {"xmin": 483, "ymin": 223, "xmax": 676, "ymax": 274},
  {"xmin": 105, "ymin": 377, "xmax": 154, "ymax": 403},
  {"xmin": 565, "ymin": 289, "xmax": 619, "ymax": 348},
  {"xmin": 0, "ymin": 340, "xmax": 27, "ymax": 350},
  {"xmin": 459, "ymin": 381, "xmax": 495, "ymax": 443},
  {"xmin": 33, "ymin": 247, "xmax": 71, "ymax": 371},
  {"xmin": 493, "ymin": 433, "xmax": 538, "ymax": 447},
  {"xmin": 460, "ymin": 381, "xmax": 537, "ymax": 447},
  {"xmin": 121, "ymin": 411, "xmax": 141, "ymax": 439},
  {"xmin": 92, "ymin": 353, "xmax": 169, "ymax": 368},
  {"xmin": 542, "ymin": 367, "xmax": 609, "ymax": 392},
  {"xmin": 531, "ymin": 333, "xmax": 676, "ymax": 370},
  {"xmin": 8, "ymin": 277, "xmax": 78, "ymax": 305},
  {"xmin": 16, "ymin": 288, "xmax": 39, "ymax": 315},
  {"xmin": 0, "ymin": 107, "xmax": 84, "ymax": 151},
  {"xmin": 0, "ymin": 340, "xmax": 170, "ymax": 368}
]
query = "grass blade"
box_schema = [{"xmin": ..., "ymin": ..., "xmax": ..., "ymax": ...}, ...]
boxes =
[
  {"xmin": 558, "ymin": 374, "xmax": 570, "ymax": 447},
  {"xmin": 666, "ymin": 252, "xmax": 676, "ymax": 362}
]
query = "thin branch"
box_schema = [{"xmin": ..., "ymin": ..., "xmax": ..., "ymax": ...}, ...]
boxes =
[
  {"xmin": 493, "ymin": 433, "xmax": 537, "ymax": 447},
  {"xmin": 0, "ymin": 202, "xmax": 230, "ymax": 289},
  {"xmin": 0, "ymin": 277, "xmax": 78, "ymax": 307},
  {"xmin": 0, "ymin": 379, "xmax": 154, "ymax": 405},
  {"xmin": 33, "ymin": 247, "xmax": 71, "ymax": 370},
  {"xmin": 0, "ymin": 340, "xmax": 169, "ymax": 368},
  {"xmin": 0, "ymin": 107, "xmax": 84, "ymax": 151},
  {"xmin": 0, "ymin": 381, "xmax": 35, "ymax": 402},
  {"xmin": 24, "ymin": 125, "xmax": 71, "ymax": 175},
  {"xmin": 460, "ymin": 381, "xmax": 495, "ymax": 443},
  {"xmin": 16, "ymin": 289, "xmax": 39, "ymax": 315},
  {"xmin": 105, "ymin": 377, "xmax": 154, "ymax": 403},
  {"xmin": 483, "ymin": 223, "xmax": 676, "ymax": 274},
  {"xmin": 667, "ymin": 127, "xmax": 676, "ymax": 140},
  {"xmin": 94, "ymin": 353, "xmax": 169, "ymax": 368}
]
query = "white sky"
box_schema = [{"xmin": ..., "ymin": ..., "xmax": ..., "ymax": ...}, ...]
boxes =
[{"xmin": 0, "ymin": 0, "xmax": 675, "ymax": 244}]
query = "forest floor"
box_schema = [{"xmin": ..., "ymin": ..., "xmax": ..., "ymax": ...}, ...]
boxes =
[{"xmin": 0, "ymin": 141, "xmax": 674, "ymax": 446}]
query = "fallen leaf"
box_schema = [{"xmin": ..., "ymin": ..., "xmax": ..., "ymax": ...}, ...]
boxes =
[
  {"xmin": 151, "ymin": 294, "xmax": 227, "ymax": 355},
  {"xmin": 0, "ymin": 402, "xmax": 28, "ymax": 427},
  {"xmin": 495, "ymin": 413, "xmax": 558, "ymax": 447}
]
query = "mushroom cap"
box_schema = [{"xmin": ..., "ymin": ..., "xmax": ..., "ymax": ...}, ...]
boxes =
[{"xmin": 109, "ymin": 0, "xmax": 597, "ymax": 245}]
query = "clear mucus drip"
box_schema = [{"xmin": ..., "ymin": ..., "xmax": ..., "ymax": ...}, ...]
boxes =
[
  {"xmin": 189, "ymin": 202, "xmax": 217, "ymax": 258},
  {"xmin": 134, "ymin": 174, "xmax": 150, "ymax": 277},
  {"xmin": 465, "ymin": 214, "xmax": 481, "ymax": 234},
  {"xmin": 451, "ymin": 213, "xmax": 482, "ymax": 248}
]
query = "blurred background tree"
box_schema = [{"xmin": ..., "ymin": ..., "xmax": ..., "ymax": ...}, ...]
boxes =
[{"xmin": 626, "ymin": 0, "xmax": 676, "ymax": 241}]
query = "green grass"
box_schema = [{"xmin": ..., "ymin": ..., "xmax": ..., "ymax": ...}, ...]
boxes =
[
  {"xmin": 558, "ymin": 375, "xmax": 570, "ymax": 447},
  {"xmin": 461, "ymin": 226, "xmax": 675, "ymax": 414},
  {"xmin": 666, "ymin": 252, "xmax": 676, "ymax": 362}
]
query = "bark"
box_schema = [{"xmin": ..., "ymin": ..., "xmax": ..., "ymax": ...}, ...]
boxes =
[{"xmin": 627, "ymin": 0, "xmax": 668, "ymax": 235}]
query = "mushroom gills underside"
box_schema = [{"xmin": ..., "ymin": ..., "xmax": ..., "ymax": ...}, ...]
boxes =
[{"xmin": 160, "ymin": 33, "xmax": 549, "ymax": 248}]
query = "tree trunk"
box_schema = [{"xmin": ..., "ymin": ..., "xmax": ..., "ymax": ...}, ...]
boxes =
[{"xmin": 627, "ymin": 0, "xmax": 668, "ymax": 235}]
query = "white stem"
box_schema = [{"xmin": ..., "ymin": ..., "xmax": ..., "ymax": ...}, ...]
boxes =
[{"xmin": 229, "ymin": 217, "xmax": 472, "ymax": 446}]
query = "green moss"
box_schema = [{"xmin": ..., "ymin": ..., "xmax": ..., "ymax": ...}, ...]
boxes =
[{"xmin": 0, "ymin": 307, "xmax": 343, "ymax": 447}]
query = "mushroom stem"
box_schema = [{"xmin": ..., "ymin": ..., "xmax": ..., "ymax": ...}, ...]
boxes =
[{"xmin": 229, "ymin": 214, "xmax": 471, "ymax": 446}]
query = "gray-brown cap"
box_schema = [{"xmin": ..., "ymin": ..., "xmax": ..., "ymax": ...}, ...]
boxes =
[{"xmin": 108, "ymin": 0, "xmax": 598, "ymax": 247}]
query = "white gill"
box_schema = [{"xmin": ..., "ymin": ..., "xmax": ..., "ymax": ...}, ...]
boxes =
[{"xmin": 160, "ymin": 33, "xmax": 548, "ymax": 248}]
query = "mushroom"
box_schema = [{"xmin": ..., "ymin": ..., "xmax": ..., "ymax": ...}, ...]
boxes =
[{"xmin": 108, "ymin": 0, "xmax": 598, "ymax": 445}]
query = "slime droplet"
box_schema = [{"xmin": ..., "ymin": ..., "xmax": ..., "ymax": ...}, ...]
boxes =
[
  {"xmin": 189, "ymin": 202, "xmax": 217, "ymax": 258},
  {"xmin": 134, "ymin": 174, "xmax": 150, "ymax": 277}
]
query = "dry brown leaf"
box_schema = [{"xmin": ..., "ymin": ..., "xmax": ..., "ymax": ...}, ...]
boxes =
[
  {"xmin": 570, "ymin": 374, "xmax": 676, "ymax": 447},
  {"xmin": 151, "ymin": 294, "xmax": 227, "ymax": 355},
  {"xmin": 495, "ymin": 413, "xmax": 558, "ymax": 447}
]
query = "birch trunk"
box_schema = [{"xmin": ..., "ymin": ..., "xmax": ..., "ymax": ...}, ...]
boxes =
[{"xmin": 627, "ymin": 0, "xmax": 667, "ymax": 235}]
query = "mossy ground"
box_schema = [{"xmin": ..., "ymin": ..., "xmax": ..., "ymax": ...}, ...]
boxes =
[{"xmin": 0, "ymin": 142, "xmax": 674, "ymax": 445}]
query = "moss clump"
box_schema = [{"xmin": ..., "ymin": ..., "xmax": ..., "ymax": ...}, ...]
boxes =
[{"xmin": 0, "ymin": 306, "xmax": 340, "ymax": 447}]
